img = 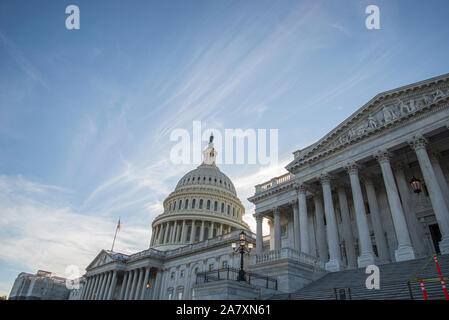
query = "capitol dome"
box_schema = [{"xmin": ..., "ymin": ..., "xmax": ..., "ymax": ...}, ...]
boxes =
[{"xmin": 149, "ymin": 136, "xmax": 250, "ymax": 251}]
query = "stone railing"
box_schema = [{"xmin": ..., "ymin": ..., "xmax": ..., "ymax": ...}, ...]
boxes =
[
  {"xmin": 250, "ymin": 248, "xmax": 325, "ymax": 269},
  {"xmin": 255, "ymin": 173, "xmax": 293, "ymax": 194}
]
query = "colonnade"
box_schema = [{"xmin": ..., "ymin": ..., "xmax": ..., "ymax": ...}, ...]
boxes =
[
  {"xmin": 256, "ymin": 135, "xmax": 449, "ymax": 271},
  {"xmin": 151, "ymin": 219, "xmax": 236, "ymax": 247},
  {"xmin": 81, "ymin": 267, "xmax": 163, "ymax": 300}
]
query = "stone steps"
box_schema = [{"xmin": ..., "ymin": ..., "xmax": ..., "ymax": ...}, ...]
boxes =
[{"xmin": 268, "ymin": 254, "xmax": 449, "ymax": 300}]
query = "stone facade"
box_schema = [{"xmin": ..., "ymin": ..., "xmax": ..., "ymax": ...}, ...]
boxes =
[
  {"xmin": 9, "ymin": 270, "xmax": 70, "ymax": 300},
  {"xmin": 249, "ymin": 73, "xmax": 449, "ymax": 280}
]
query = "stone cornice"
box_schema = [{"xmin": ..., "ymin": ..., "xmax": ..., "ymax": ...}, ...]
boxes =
[{"xmin": 287, "ymin": 74, "xmax": 449, "ymax": 172}]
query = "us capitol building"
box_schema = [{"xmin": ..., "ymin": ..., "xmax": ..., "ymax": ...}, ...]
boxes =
[{"xmin": 68, "ymin": 73, "xmax": 449, "ymax": 300}]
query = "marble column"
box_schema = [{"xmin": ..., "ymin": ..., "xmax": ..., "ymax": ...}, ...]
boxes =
[
  {"xmin": 219, "ymin": 223, "xmax": 223, "ymax": 236},
  {"xmin": 393, "ymin": 164, "xmax": 428, "ymax": 256},
  {"xmin": 152, "ymin": 270, "xmax": 163, "ymax": 300},
  {"xmin": 134, "ymin": 268, "xmax": 144, "ymax": 300},
  {"xmin": 297, "ymin": 185, "xmax": 310, "ymax": 254},
  {"xmin": 291, "ymin": 201, "xmax": 300, "ymax": 251},
  {"xmin": 81, "ymin": 277, "xmax": 91, "ymax": 300},
  {"xmin": 313, "ymin": 193, "xmax": 328, "ymax": 262},
  {"xmin": 129, "ymin": 269, "xmax": 139, "ymax": 300},
  {"xmin": 163, "ymin": 223, "xmax": 170, "ymax": 244},
  {"xmin": 256, "ymin": 215, "xmax": 263, "ymax": 254},
  {"xmin": 89, "ymin": 275, "xmax": 99, "ymax": 300},
  {"xmin": 170, "ymin": 221, "xmax": 177, "ymax": 243},
  {"xmin": 140, "ymin": 267, "xmax": 150, "ymax": 300},
  {"xmin": 320, "ymin": 173, "xmax": 342, "ymax": 272},
  {"xmin": 119, "ymin": 272, "xmax": 129, "ymax": 300},
  {"xmin": 150, "ymin": 227, "xmax": 155, "ymax": 247},
  {"xmin": 363, "ymin": 177, "xmax": 390, "ymax": 263},
  {"xmin": 409, "ymin": 136, "xmax": 449, "ymax": 253},
  {"xmin": 95, "ymin": 273, "xmax": 105, "ymax": 300},
  {"xmin": 430, "ymin": 152, "xmax": 449, "ymax": 213},
  {"xmin": 107, "ymin": 271, "xmax": 118, "ymax": 300},
  {"xmin": 209, "ymin": 222, "xmax": 214, "ymax": 239},
  {"xmin": 308, "ymin": 211, "xmax": 317, "ymax": 257},
  {"xmin": 273, "ymin": 208, "xmax": 281, "ymax": 251},
  {"xmin": 375, "ymin": 150, "xmax": 415, "ymax": 261},
  {"xmin": 158, "ymin": 223, "xmax": 165, "ymax": 244},
  {"xmin": 99, "ymin": 272, "xmax": 111, "ymax": 300},
  {"xmin": 345, "ymin": 163, "xmax": 376, "ymax": 267},
  {"xmin": 190, "ymin": 221, "xmax": 195, "ymax": 244},
  {"xmin": 124, "ymin": 270, "xmax": 134, "ymax": 300},
  {"xmin": 200, "ymin": 220, "xmax": 205, "ymax": 241},
  {"xmin": 336, "ymin": 185, "xmax": 357, "ymax": 268},
  {"xmin": 181, "ymin": 220, "xmax": 186, "ymax": 243}
]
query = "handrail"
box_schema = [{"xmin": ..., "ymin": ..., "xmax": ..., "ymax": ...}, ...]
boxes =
[{"xmin": 196, "ymin": 266, "xmax": 278, "ymax": 290}]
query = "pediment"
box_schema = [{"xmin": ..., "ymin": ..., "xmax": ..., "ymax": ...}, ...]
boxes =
[
  {"xmin": 287, "ymin": 74, "xmax": 449, "ymax": 171},
  {"xmin": 86, "ymin": 250, "xmax": 116, "ymax": 270}
]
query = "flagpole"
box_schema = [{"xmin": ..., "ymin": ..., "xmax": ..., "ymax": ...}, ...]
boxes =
[{"xmin": 111, "ymin": 218, "xmax": 120, "ymax": 252}]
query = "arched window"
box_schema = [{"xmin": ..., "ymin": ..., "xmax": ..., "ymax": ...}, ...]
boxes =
[
  {"xmin": 214, "ymin": 201, "xmax": 218, "ymax": 211},
  {"xmin": 192, "ymin": 199, "xmax": 196, "ymax": 209},
  {"xmin": 227, "ymin": 205, "xmax": 230, "ymax": 215},
  {"xmin": 221, "ymin": 203, "xmax": 224, "ymax": 213},
  {"xmin": 207, "ymin": 200, "xmax": 211, "ymax": 210},
  {"xmin": 185, "ymin": 199, "xmax": 189, "ymax": 209},
  {"xmin": 178, "ymin": 200, "xmax": 182, "ymax": 210},
  {"xmin": 173, "ymin": 201, "xmax": 176, "ymax": 210},
  {"xmin": 199, "ymin": 199, "xmax": 203, "ymax": 209},
  {"xmin": 232, "ymin": 207, "xmax": 235, "ymax": 216}
]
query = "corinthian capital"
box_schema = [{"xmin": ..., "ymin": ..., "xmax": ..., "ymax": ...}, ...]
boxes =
[
  {"xmin": 344, "ymin": 161, "xmax": 360, "ymax": 175},
  {"xmin": 408, "ymin": 135, "xmax": 428, "ymax": 151},
  {"xmin": 374, "ymin": 149, "xmax": 391, "ymax": 164},
  {"xmin": 319, "ymin": 172, "xmax": 332, "ymax": 185},
  {"xmin": 295, "ymin": 183, "xmax": 307, "ymax": 194}
]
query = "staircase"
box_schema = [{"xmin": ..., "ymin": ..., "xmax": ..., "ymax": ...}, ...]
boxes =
[{"xmin": 269, "ymin": 254, "xmax": 449, "ymax": 300}]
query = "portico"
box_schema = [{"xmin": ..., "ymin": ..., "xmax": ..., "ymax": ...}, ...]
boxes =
[{"xmin": 250, "ymin": 73, "xmax": 449, "ymax": 273}]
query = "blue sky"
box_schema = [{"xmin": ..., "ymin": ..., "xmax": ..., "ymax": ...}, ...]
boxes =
[{"xmin": 1, "ymin": 0, "xmax": 449, "ymax": 296}]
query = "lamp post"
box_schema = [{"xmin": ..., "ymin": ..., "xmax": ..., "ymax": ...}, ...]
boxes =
[
  {"xmin": 232, "ymin": 231, "xmax": 253, "ymax": 281},
  {"xmin": 410, "ymin": 176, "xmax": 422, "ymax": 194}
]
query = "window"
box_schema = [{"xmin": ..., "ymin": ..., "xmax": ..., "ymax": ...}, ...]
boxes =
[
  {"xmin": 177, "ymin": 290, "xmax": 183, "ymax": 300},
  {"xmin": 227, "ymin": 205, "xmax": 230, "ymax": 215},
  {"xmin": 169, "ymin": 203, "xmax": 172, "ymax": 211},
  {"xmin": 192, "ymin": 199, "xmax": 196, "ymax": 209},
  {"xmin": 199, "ymin": 199, "xmax": 203, "ymax": 209},
  {"xmin": 232, "ymin": 207, "xmax": 235, "ymax": 216},
  {"xmin": 167, "ymin": 288, "xmax": 173, "ymax": 300},
  {"xmin": 221, "ymin": 202, "xmax": 224, "ymax": 213},
  {"xmin": 180, "ymin": 270, "xmax": 185, "ymax": 278},
  {"xmin": 222, "ymin": 260, "xmax": 228, "ymax": 268},
  {"xmin": 281, "ymin": 224, "xmax": 287, "ymax": 238},
  {"xmin": 186, "ymin": 226, "xmax": 192, "ymax": 241},
  {"xmin": 207, "ymin": 200, "xmax": 211, "ymax": 210},
  {"xmin": 192, "ymin": 177, "xmax": 195, "ymax": 181},
  {"xmin": 195, "ymin": 226, "xmax": 200, "ymax": 242},
  {"xmin": 170, "ymin": 272, "xmax": 175, "ymax": 280},
  {"xmin": 173, "ymin": 201, "xmax": 176, "ymax": 210},
  {"xmin": 203, "ymin": 228, "xmax": 209, "ymax": 240},
  {"xmin": 185, "ymin": 199, "xmax": 189, "ymax": 209},
  {"xmin": 209, "ymin": 264, "xmax": 214, "ymax": 271},
  {"xmin": 214, "ymin": 201, "xmax": 218, "ymax": 211},
  {"xmin": 178, "ymin": 200, "xmax": 182, "ymax": 210}
]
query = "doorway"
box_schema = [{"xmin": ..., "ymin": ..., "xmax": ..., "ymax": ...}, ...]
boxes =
[{"xmin": 429, "ymin": 224, "xmax": 442, "ymax": 254}]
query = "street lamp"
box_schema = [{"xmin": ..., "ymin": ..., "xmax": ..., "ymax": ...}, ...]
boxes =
[
  {"xmin": 410, "ymin": 176, "xmax": 422, "ymax": 194},
  {"xmin": 232, "ymin": 231, "xmax": 253, "ymax": 282}
]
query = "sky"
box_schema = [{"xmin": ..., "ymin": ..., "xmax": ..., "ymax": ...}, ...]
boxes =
[{"xmin": 1, "ymin": 0, "xmax": 449, "ymax": 297}]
